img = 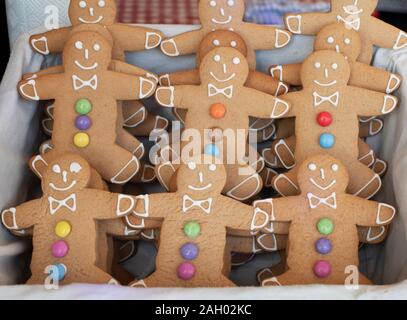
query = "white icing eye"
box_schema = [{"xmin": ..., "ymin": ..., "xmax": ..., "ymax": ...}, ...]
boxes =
[
  {"xmin": 214, "ymin": 54, "xmax": 221, "ymax": 62},
  {"xmin": 188, "ymin": 162, "xmax": 197, "ymax": 170},
  {"xmin": 230, "ymin": 41, "xmax": 237, "ymax": 48},
  {"xmin": 213, "ymin": 39, "xmax": 220, "ymax": 46},
  {"xmin": 327, "ymin": 36, "xmax": 334, "ymax": 44},
  {"xmin": 98, "ymin": 0, "xmax": 106, "ymax": 7},
  {"xmin": 93, "ymin": 43, "xmax": 101, "ymax": 51},
  {"xmin": 209, "ymin": 164, "xmax": 217, "ymax": 172},
  {"xmin": 332, "ymin": 63, "xmax": 338, "ymax": 70},
  {"xmin": 79, "ymin": 1, "xmax": 87, "ymax": 8},
  {"xmin": 70, "ymin": 162, "xmax": 82, "ymax": 173},
  {"xmin": 233, "ymin": 57, "xmax": 240, "ymax": 65},
  {"xmin": 52, "ymin": 165, "xmax": 61, "ymax": 174},
  {"xmin": 75, "ymin": 41, "xmax": 83, "ymax": 50},
  {"xmin": 331, "ymin": 164, "xmax": 339, "ymax": 172},
  {"xmin": 228, "ymin": 0, "xmax": 235, "ymax": 6},
  {"xmin": 314, "ymin": 62, "xmax": 321, "ymax": 69},
  {"xmin": 210, "ymin": 0, "xmax": 217, "ymax": 7},
  {"xmin": 344, "ymin": 38, "xmax": 351, "ymax": 45},
  {"xmin": 308, "ymin": 163, "xmax": 317, "ymax": 171}
]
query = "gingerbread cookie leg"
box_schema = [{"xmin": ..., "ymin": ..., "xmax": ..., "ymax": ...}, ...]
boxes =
[
  {"xmin": 359, "ymin": 118, "xmax": 384, "ymax": 138},
  {"xmin": 346, "ymin": 162, "xmax": 381, "ymax": 199},
  {"xmin": 262, "ymin": 136, "xmax": 296, "ymax": 169},
  {"xmin": 116, "ymin": 125, "xmax": 145, "ymax": 159},
  {"xmin": 272, "ymin": 166, "xmax": 300, "ymax": 197},
  {"xmin": 131, "ymin": 161, "xmax": 156, "ymax": 183}
]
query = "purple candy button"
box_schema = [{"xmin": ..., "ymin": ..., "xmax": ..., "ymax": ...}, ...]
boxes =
[
  {"xmin": 75, "ymin": 115, "xmax": 92, "ymax": 131},
  {"xmin": 51, "ymin": 240, "xmax": 69, "ymax": 258},
  {"xmin": 180, "ymin": 243, "xmax": 199, "ymax": 260},
  {"xmin": 313, "ymin": 260, "xmax": 331, "ymax": 278},
  {"xmin": 315, "ymin": 237, "xmax": 332, "ymax": 255},
  {"xmin": 177, "ymin": 262, "xmax": 196, "ymax": 280}
]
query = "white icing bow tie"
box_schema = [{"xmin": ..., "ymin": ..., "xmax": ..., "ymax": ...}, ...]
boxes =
[
  {"xmin": 182, "ymin": 195, "xmax": 213, "ymax": 214},
  {"xmin": 48, "ymin": 194, "xmax": 77, "ymax": 215},
  {"xmin": 337, "ymin": 15, "xmax": 361, "ymax": 31},
  {"xmin": 307, "ymin": 192, "xmax": 337, "ymax": 209},
  {"xmin": 72, "ymin": 75, "xmax": 98, "ymax": 91},
  {"xmin": 313, "ymin": 91, "xmax": 340, "ymax": 107},
  {"xmin": 208, "ymin": 84, "xmax": 234, "ymax": 99}
]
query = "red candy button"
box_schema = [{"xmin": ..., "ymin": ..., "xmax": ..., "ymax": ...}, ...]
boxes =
[
  {"xmin": 210, "ymin": 103, "xmax": 226, "ymax": 119},
  {"xmin": 316, "ymin": 112, "xmax": 333, "ymax": 127}
]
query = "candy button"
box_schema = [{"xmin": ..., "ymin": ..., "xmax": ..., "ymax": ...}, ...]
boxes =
[
  {"xmin": 177, "ymin": 262, "xmax": 196, "ymax": 280},
  {"xmin": 319, "ymin": 133, "xmax": 335, "ymax": 149},
  {"xmin": 210, "ymin": 103, "xmax": 226, "ymax": 119},
  {"xmin": 73, "ymin": 132, "xmax": 90, "ymax": 148},
  {"xmin": 317, "ymin": 218, "xmax": 334, "ymax": 235},
  {"xmin": 183, "ymin": 221, "xmax": 201, "ymax": 239},
  {"xmin": 51, "ymin": 240, "xmax": 69, "ymax": 258},
  {"xmin": 75, "ymin": 115, "xmax": 92, "ymax": 131},
  {"xmin": 315, "ymin": 237, "xmax": 332, "ymax": 255},
  {"xmin": 317, "ymin": 112, "xmax": 333, "ymax": 127},
  {"xmin": 204, "ymin": 144, "xmax": 220, "ymax": 158},
  {"xmin": 180, "ymin": 243, "xmax": 199, "ymax": 260},
  {"xmin": 313, "ymin": 260, "xmax": 332, "ymax": 278},
  {"xmin": 75, "ymin": 99, "xmax": 92, "ymax": 115},
  {"xmin": 48, "ymin": 263, "xmax": 67, "ymax": 281},
  {"xmin": 55, "ymin": 221, "xmax": 71, "ymax": 238}
]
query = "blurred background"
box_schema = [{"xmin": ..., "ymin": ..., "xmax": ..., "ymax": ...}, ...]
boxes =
[{"xmin": 1, "ymin": 0, "xmax": 407, "ymax": 77}]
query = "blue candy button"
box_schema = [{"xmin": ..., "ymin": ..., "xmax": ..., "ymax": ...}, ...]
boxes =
[
  {"xmin": 48, "ymin": 263, "xmax": 67, "ymax": 281},
  {"xmin": 319, "ymin": 133, "xmax": 335, "ymax": 149},
  {"xmin": 204, "ymin": 144, "xmax": 220, "ymax": 158}
]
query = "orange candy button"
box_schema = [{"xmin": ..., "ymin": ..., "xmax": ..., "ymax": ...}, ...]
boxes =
[{"xmin": 210, "ymin": 103, "xmax": 226, "ymax": 119}]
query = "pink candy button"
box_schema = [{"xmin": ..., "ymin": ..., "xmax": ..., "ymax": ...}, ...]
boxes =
[
  {"xmin": 177, "ymin": 262, "xmax": 196, "ymax": 280},
  {"xmin": 51, "ymin": 240, "xmax": 69, "ymax": 258},
  {"xmin": 313, "ymin": 260, "xmax": 331, "ymax": 278}
]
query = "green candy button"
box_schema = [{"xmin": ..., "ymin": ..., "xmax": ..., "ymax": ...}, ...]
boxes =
[
  {"xmin": 184, "ymin": 221, "xmax": 201, "ymax": 239},
  {"xmin": 317, "ymin": 218, "xmax": 334, "ymax": 235},
  {"xmin": 75, "ymin": 99, "xmax": 92, "ymax": 115}
]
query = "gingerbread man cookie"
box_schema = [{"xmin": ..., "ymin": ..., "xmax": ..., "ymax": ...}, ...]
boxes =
[
  {"xmin": 30, "ymin": 0, "xmax": 167, "ymax": 137},
  {"xmin": 154, "ymin": 47, "xmax": 290, "ymax": 201},
  {"xmin": 125, "ymin": 156, "xmax": 270, "ymax": 287},
  {"xmin": 284, "ymin": 0, "xmax": 407, "ymax": 64},
  {"xmin": 1, "ymin": 154, "xmax": 140, "ymax": 284},
  {"xmin": 270, "ymin": 50, "xmax": 398, "ymax": 199},
  {"xmin": 256, "ymin": 155, "xmax": 395, "ymax": 285},
  {"xmin": 160, "ymin": 0, "xmax": 291, "ymax": 69},
  {"xmin": 19, "ymin": 27, "xmax": 158, "ymax": 184}
]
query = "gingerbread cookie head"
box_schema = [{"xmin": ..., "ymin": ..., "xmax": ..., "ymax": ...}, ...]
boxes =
[
  {"xmin": 297, "ymin": 155, "xmax": 349, "ymax": 198},
  {"xmin": 176, "ymin": 156, "xmax": 227, "ymax": 196},
  {"xmin": 62, "ymin": 26, "xmax": 113, "ymax": 73},
  {"xmin": 314, "ymin": 23, "xmax": 362, "ymax": 61},
  {"xmin": 199, "ymin": 0, "xmax": 245, "ymax": 29},
  {"xmin": 301, "ymin": 50, "xmax": 351, "ymax": 92},
  {"xmin": 41, "ymin": 154, "xmax": 91, "ymax": 197},
  {"xmin": 69, "ymin": 0, "xmax": 117, "ymax": 26},
  {"xmin": 198, "ymin": 30, "xmax": 248, "ymax": 63},
  {"xmin": 332, "ymin": 0, "xmax": 378, "ymax": 19},
  {"xmin": 199, "ymin": 47, "xmax": 249, "ymax": 87}
]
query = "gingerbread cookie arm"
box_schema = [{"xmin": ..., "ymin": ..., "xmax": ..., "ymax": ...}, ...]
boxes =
[
  {"xmin": 240, "ymin": 87, "xmax": 290, "ymax": 119},
  {"xmin": 110, "ymin": 60, "xmax": 158, "ymax": 81},
  {"xmin": 18, "ymin": 74, "xmax": 64, "ymax": 101},
  {"xmin": 23, "ymin": 65, "xmax": 64, "ymax": 80},
  {"xmin": 240, "ymin": 23, "xmax": 291, "ymax": 50},
  {"xmin": 155, "ymin": 85, "xmax": 198, "ymax": 109},
  {"xmin": 346, "ymin": 87, "xmax": 399, "ymax": 116},
  {"xmin": 109, "ymin": 24, "xmax": 163, "ymax": 51},
  {"xmin": 344, "ymin": 196, "xmax": 396, "ymax": 227},
  {"xmin": 160, "ymin": 70, "xmax": 201, "ymax": 86},
  {"xmin": 246, "ymin": 71, "xmax": 289, "ymax": 96},
  {"xmin": 30, "ymin": 27, "xmax": 72, "ymax": 55},
  {"xmin": 284, "ymin": 12, "xmax": 333, "ymax": 35},
  {"xmin": 351, "ymin": 62, "xmax": 402, "ymax": 94},
  {"xmin": 254, "ymin": 197, "xmax": 301, "ymax": 224},
  {"xmin": 269, "ymin": 63, "xmax": 302, "ymax": 86},
  {"xmin": 87, "ymin": 191, "xmax": 136, "ymax": 220},
  {"xmin": 161, "ymin": 29, "xmax": 206, "ymax": 57},
  {"xmin": 369, "ymin": 17, "xmax": 407, "ymax": 51},
  {"xmin": 1, "ymin": 199, "xmax": 42, "ymax": 231},
  {"xmin": 108, "ymin": 71, "xmax": 157, "ymax": 100}
]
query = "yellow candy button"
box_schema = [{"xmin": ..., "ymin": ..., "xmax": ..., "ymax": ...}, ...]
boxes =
[
  {"xmin": 73, "ymin": 132, "xmax": 90, "ymax": 148},
  {"xmin": 55, "ymin": 221, "xmax": 71, "ymax": 238}
]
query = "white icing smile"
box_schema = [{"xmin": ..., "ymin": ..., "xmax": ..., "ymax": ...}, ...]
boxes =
[
  {"xmin": 313, "ymin": 80, "xmax": 337, "ymax": 87},
  {"xmin": 49, "ymin": 181, "xmax": 77, "ymax": 191},
  {"xmin": 78, "ymin": 16, "xmax": 104, "ymax": 24},
  {"xmin": 211, "ymin": 16, "xmax": 232, "ymax": 25},
  {"xmin": 188, "ymin": 183, "xmax": 213, "ymax": 191},
  {"xmin": 310, "ymin": 178, "xmax": 337, "ymax": 191},
  {"xmin": 210, "ymin": 72, "xmax": 236, "ymax": 82},
  {"xmin": 75, "ymin": 61, "xmax": 99, "ymax": 70}
]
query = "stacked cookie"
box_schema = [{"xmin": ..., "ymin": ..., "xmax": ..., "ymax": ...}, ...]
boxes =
[{"xmin": 1, "ymin": 0, "xmax": 405, "ymax": 287}]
